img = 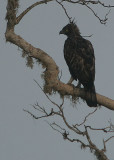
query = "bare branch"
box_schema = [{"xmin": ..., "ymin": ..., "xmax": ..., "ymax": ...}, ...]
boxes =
[
  {"xmin": 48, "ymin": 122, "xmax": 66, "ymax": 135},
  {"xmin": 82, "ymin": 1, "xmax": 114, "ymax": 8},
  {"xmin": 47, "ymin": 119, "xmax": 94, "ymax": 151},
  {"xmin": 65, "ymin": 136, "xmax": 91, "ymax": 149},
  {"xmin": 85, "ymin": 126, "xmax": 95, "ymax": 146},
  {"xmin": 32, "ymin": 103, "xmax": 46, "ymax": 113},
  {"xmin": 64, "ymin": 0, "xmax": 114, "ymax": 8},
  {"xmin": 16, "ymin": 0, "xmax": 53, "ymax": 24},
  {"xmin": 23, "ymin": 108, "xmax": 55, "ymax": 119},
  {"xmin": 82, "ymin": 2, "xmax": 108, "ymax": 24},
  {"xmin": 84, "ymin": 126, "xmax": 109, "ymax": 160},
  {"xmin": 31, "ymin": 82, "xmax": 85, "ymax": 136},
  {"xmin": 63, "ymin": 0, "xmax": 114, "ymax": 24},
  {"xmin": 47, "ymin": 120, "xmax": 92, "ymax": 150},
  {"xmin": 34, "ymin": 80, "xmax": 61, "ymax": 108},
  {"xmin": 102, "ymin": 136, "xmax": 114, "ymax": 152},
  {"xmin": 102, "ymin": 139, "xmax": 107, "ymax": 152},
  {"xmin": 104, "ymin": 136, "xmax": 114, "ymax": 143},
  {"xmin": 56, "ymin": 0, "xmax": 72, "ymax": 22},
  {"xmin": 52, "ymin": 122, "xmax": 66, "ymax": 131},
  {"xmin": 75, "ymin": 108, "xmax": 98, "ymax": 126},
  {"xmin": 59, "ymin": 106, "xmax": 86, "ymax": 135},
  {"xmin": 46, "ymin": 121, "xmax": 64, "ymax": 134},
  {"xmin": 86, "ymin": 125, "xmax": 114, "ymax": 133}
]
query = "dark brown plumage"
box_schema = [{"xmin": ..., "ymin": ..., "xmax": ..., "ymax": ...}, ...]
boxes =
[{"xmin": 59, "ymin": 22, "xmax": 97, "ymax": 107}]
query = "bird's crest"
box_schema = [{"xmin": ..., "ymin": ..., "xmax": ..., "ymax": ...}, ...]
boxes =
[{"xmin": 70, "ymin": 21, "xmax": 80, "ymax": 36}]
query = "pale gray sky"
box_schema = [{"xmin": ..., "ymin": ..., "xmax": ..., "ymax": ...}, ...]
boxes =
[{"xmin": 0, "ymin": 0, "xmax": 114, "ymax": 160}]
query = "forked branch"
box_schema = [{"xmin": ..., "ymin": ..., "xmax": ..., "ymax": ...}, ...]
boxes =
[
  {"xmin": 23, "ymin": 85, "xmax": 112, "ymax": 160},
  {"xmin": 16, "ymin": 0, "xmax": 53, "ymax": 24}
]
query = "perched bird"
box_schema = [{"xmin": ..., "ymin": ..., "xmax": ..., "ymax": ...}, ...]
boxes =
[{"xmin": 59, "ymin": 22, "xmax": 97, "ymax": 107}]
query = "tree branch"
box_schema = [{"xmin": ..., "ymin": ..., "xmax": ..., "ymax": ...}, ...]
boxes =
[
  {"xmin": 80, "ymin": 1, "xmax": 114, "ymax": 8},
  {"xmin": 85, "ymin": 126, "xmax": 109, "ymax": 160},
  {"xmin": 62, "ymin": 0, "xmax": 114, "ymax": 24},
  {"xmin": 5, "ymin": 29, "xmax": 114, "ymax": 110},
  {"xmin": 16, "ymin": 0, "xmax": 53, "ymax": 24},
  {"xmin": 75, "ymin": 108, "xmax": 98, "ymax": 126},
  {"xmin": 23, "ymin": 83, "xmax": 112, "ymax": 160},
  {"xmin": 56, "ymin": 0, "xmax": 72, "ymax": 22}
]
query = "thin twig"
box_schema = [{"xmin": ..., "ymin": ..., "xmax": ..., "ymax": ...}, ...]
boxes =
[
  {"xmin": 83, "ymin": 2, "xmax": 107, "ymax": 24},
  {"xmin": 64, "ymin": 0, "xmax": 113, "ymax": 24},
  {"xmin": 82, "ymin": 1, "xmax": 114, "ymax": 8},
  {"xmin": 34, "ymin": 80, "xmax": 60, "ymax": 108},
  {"xmin": 104, "ymin": 136, "xmax": 114, "ymax": 143},
  {"xmin": 66, "ymin": 0, "xmax": 114, "ymax": 8},
  {"xmin": 65, "ymin": 136, "xmax": 91, "ymax": 149},
  {"xmin": 16, "ymin": 0, "xmax": 53, "ymax": 24},
  {"xmin": 32, "ymin": 103, "xmax": 47, "ymax": 113},
  {"xmin": 46, "ymin": 121, "xmax": 64, "ymax": 134},
  {"xmin": 86, "ymin": 125, "xmax": 113, "ymax": 133},
  {"xmin": 75, "ymin": 108, "xmax": 97, "ymax": 126},
  {"xmin": 102, "ymin": 136, "xmax": 114, "ymax": 152},
  {"xmin": 56, "ymin": 0, "xmax": 72, "ymax": 22},
  {"xmin": 23, "ymin": 109, "xmax": 53, "ymax": 119}
]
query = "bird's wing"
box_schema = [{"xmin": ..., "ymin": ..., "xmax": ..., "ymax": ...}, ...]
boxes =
[
  {"xmin": 75, "ymin": 39, "xmax": 95, "ymax": 63},
  {"xmin": 74, "ymin": 38, "xmax": 95, "ymax": 83}
]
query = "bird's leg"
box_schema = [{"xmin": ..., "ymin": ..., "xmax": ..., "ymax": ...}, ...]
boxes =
[
  {"xmin": 67, "ymin": 76, "xmax": 75, "ymax": 88},
  {"xmin": 76, "ymin": 81, "xmax": 81, "ymax": 88},
  {"xmin": 67, "ymin": 76, "xmax": 74, "ymax": 84}
]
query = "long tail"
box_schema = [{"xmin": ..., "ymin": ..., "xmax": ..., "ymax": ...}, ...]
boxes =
[{"xmin": 85, "ymin": 85, "xmax": 97, "ymax": 107}]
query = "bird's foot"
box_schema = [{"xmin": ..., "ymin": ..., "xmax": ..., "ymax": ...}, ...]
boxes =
[
  {"xmin": 67, "ymin": 77, "xmax": 74, "ymax": 84},
  {"xmin": 75, "ymin": 82, "xmax": 81, "ymax": 88},
  {"xmin": 67, "ymin": 83, "xmax": 75, "ymax": 88}
]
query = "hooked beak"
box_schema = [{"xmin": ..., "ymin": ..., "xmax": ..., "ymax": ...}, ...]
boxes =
[{"xmin": 59, "ymin": 30, "xmax": 64, "ymax": 35}]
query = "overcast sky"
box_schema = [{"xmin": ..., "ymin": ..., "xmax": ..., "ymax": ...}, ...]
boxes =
[{"xmin": 0, "ymin": 0, "xmax": 114, "ymax": 160}]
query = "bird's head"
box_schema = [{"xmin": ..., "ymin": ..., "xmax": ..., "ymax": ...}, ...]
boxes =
[{"xmin": 59, "ymin": 22, "xmax": 80, "ymax": 37}]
